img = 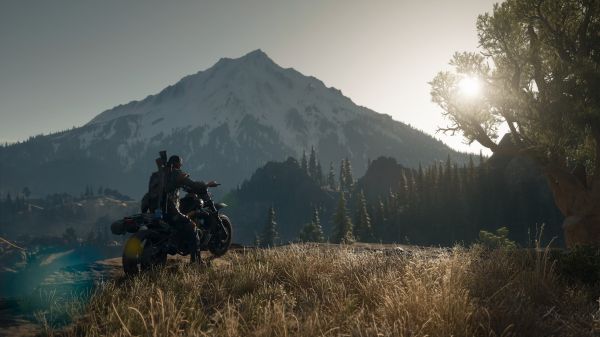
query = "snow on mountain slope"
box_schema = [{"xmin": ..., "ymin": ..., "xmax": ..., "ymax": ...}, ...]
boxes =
[
  {"xmin": 0, "ymin": 50, "xmax": 467, "ymax": 197},
  {"xmin": 84, "ymin": 50, "xmax": 371, "ymax": 162}
]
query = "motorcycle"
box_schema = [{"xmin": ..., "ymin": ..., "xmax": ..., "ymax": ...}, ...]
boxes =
[{"xmin": 111, "ymin": 185, "xmax": 232, "ymax": 274}]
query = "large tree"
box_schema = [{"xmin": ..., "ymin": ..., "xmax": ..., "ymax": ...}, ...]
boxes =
[
  {"xmin": 298, "ymin": 207, "xmax": 325, "ymax": 243},
  {"xmin": 332, "ymin": 192, "xmax": 355, "ymax": 244},
  {"xmin": 430, "ymin": 0, "xmax": 600, "ymax": 247},
  {"xmin": 354, "ymin": 190, "xmax": 374, "ymax": 242}
]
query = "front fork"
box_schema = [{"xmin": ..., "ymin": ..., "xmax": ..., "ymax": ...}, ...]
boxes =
[{"xmin": 208, "ymin": 205, "xmax": 228, "ymax": 241}]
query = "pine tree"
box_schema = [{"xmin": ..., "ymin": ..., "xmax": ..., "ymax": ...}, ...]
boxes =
[
  {"xmin": 372, "ymin": 199, "xmax": 386, "ymax": 241},
  {"xmin": 343, "ymin": 158, "xmax": 354, "ymax": 191},
  {"xmin": 339, "ymin": 159, "xmax": 347, "ymax": 191},
  {"xmin": 315, "ymin": 160, "xmax": 323, "ymax": 185},
  {"xmin": 308, "ymin": 146, "xmax": 318, "ymax": 178},
  {"xmin": 467, "ymin": 155, "xmax": 475, "ymax": 185},
  {"xmin": 384, "ymin": 189, "xmax": 400, "ymax": 241},
  {"xmin": 260, "ymin": 206, "xmax": 279, "ymax": 247},
  {"xmin": 253, "ymin": 232, "xmax": 261, "ymax": 247},
  {"xmin": 353, "ymin": 191, "xmax": 373, "ymax": 242},
  {"xmin": 298, "ymin": 207, "xmax": 325, "ymax": 242},
  {"xmin": 301, "ymin": 150, "xmax": 308, "ymax": 175},
  {"xmin": 332, "ymin": 192, "xmax": 354, "ymax": 244},
  {"xmin": 444, "ymin": 154, "xmax": 453, "ymax": 189},
  {"xmin": 327, "ymin": 162, "xmax": 337, "ymax": 190}
]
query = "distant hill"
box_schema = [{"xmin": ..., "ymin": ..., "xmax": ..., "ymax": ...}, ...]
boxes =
[
  {"xmin": 355, "ymin": 157, "xmax": 409, "ymax": 200},
  {"xmin": 224, "ymin": 157, "xmax": 336, "ymax": 244},
  {"xmin": 0, "ymin": 50, "xmax": 467, "ymax": 198}
]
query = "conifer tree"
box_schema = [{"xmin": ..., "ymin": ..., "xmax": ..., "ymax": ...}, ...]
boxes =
[
  {"xmin": 298, "ymin": 207, "xmax": 325, "ymax": 242},
  {"xmin": 343, "ymin": 158, "xmax": 354, "ymax": 191},
  {"xmin": 327, "ymin": 162, "xmax": 337, "ymax": 190},
  {"xmin": 301, "ymin": 150, "xmax": 308, "ymax": 174},
  {"xmin": 371, "ymin": 199, "xmax": 386, "ymax": 241},
  {"xmin": 332, "ymin": 192, "xmax": 354, "ymax": 244},
  {"xmin": 339, "ymin": 159, "xmax": 347, "ymax": 191},
  {"xmin": 353, "ymin": 190, "xmax": 373, "ymax": 242},
  {"xmin": 384, "ymin": 189, "xmax": 400, "ymax": 241},
  {"xmin": 444, "ymin": 155, "xmax": 453, "ymax": 191},
  {"xmin": 308, "ymin": 146, "xmax": 318, "ymax": 178},
  {"xmin": 253, "ymin": 232, "xmax": 261, "ymax": 247},
  {"xmin": 467, "ymin": 155, "xmax": 476, "ymax": 186},
  {"xmin": 315, "ymin": 160, "xmax": 323, "ymax": 185},
  {"xmin": 260, "ymin": 206, "xmax": 279, "ymax": 247}
]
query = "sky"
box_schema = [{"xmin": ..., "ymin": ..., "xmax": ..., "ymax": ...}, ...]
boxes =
[{"xmin": 0, "ymin": 0, "xmax": 499, "ymax": 153}]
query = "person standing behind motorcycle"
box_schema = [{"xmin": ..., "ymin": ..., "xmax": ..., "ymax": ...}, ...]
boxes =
[{"xmin": 160, "ymin": 155, "xmax": 216, "ymax": 264}]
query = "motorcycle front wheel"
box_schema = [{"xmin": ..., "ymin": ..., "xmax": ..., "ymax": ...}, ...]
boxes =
[{"xmin": 208, "ymin": 214, "xmax": 233, "ymax": 257}]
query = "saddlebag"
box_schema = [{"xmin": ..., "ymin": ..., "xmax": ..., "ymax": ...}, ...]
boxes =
[
  {"xmin": 110, "ymin": 219, "xmax": 126, "ymax": 235},
  {"xmin": 111, "ymin": 217, "xmax": 141, "ymax": 235}
]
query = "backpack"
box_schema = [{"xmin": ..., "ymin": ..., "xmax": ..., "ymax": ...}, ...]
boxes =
[{"xmin": 145, "ymin": 150, "xmax": 169, "ymax": 211}]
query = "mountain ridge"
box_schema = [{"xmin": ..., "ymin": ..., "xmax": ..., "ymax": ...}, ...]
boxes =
[{"xmin": 0, "ymin": 49, "xmax": 468, "ymax": 197}]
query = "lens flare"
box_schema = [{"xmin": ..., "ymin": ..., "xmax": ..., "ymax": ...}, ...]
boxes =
[{"xmin": 458, "ymin": 76, "xmax": 480, "ymax": 97}]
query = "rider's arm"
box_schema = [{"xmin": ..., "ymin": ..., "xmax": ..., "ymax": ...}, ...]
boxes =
[{"xmin": 176, "ymin": 172, "xmax": 208, "ymax": 193}]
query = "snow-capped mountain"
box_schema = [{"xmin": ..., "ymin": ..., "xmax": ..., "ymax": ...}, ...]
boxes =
[{"xmin": 0, "ymin": 50, "xmax": 467, "ymax": 197}]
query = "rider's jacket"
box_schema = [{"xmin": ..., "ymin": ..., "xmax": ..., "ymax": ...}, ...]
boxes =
[{"xmin": 162, "ymin": 168, "xmax": 207, "ymax": 216}]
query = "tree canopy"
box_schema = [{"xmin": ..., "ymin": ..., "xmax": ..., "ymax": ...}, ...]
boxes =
[
  {"xmin": 432, "ymin": 0, "xmax": 599, "ymax": 168},
  {"xmin": 430, "ymin": 0, "xmax": 600, "ymax": 246}
]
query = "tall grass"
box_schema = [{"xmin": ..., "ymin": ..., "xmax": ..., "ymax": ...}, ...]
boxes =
[{"xmin": 51, "ymin": 245, "xmax": 599, "ymax": 336}]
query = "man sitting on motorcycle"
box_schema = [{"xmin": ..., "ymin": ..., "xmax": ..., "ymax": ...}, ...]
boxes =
[{"xmin": 149, "ymin": 154, "xmax": 217, "ymax": 264}]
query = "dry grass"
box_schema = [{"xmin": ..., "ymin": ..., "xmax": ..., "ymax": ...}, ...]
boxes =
[{"xmin": 46, "ymin": 245, "xmax": 600, "ymax": 337}]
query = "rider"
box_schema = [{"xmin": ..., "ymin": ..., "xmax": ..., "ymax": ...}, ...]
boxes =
[{"xmin": 156, "ymin": 155, "xmax": 215, "ymax": 263}]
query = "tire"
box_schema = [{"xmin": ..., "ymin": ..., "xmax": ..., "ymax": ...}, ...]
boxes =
[
  {"xmin": 122, "ymin": 231, "xmax": 166, "ymax": 275},
  {"xmin": 208, "ymin": 214, "xmax": 233, "ymax": 257},
  {"xmin": 141, "ymin": 244, "xmax": 167, "ymax": 271},
  {"xmin": 122, "ymin": 232, "xmax": 146, "ymax": 275}
]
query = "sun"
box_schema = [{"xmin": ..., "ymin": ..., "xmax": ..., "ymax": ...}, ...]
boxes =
[{"xmin": 458, "ymin": 76, "xmax": 481, "ymax": 97}]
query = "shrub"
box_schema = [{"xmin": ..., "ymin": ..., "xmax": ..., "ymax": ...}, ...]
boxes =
[{"xmin": 477, "ymin": 227, "xmax": 517, "ymax": 250}]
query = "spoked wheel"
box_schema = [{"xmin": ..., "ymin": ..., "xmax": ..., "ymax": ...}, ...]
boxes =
[
  {"xmin": 208, "ymin": 214, "xmax": 233, "ymax": 257},
  {"xmin": 122, "ymin": 232, "xmax": 166, "ymax": 275}
]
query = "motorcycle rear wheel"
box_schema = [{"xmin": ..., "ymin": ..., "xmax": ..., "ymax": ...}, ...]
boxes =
[{"xmin": 122, "ymin": 232, "xmax": 166, "ymax": 275}]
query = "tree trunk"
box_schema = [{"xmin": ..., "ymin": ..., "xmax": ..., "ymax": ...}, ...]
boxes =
[{"xmin": 545, "ymin": 166, "xmax": 600, "ymax": 247}]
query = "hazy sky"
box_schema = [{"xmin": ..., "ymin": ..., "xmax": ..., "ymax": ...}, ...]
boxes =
[{"xmin": 0, "ymin": 0, "xmax": 498, "ymax": 153}]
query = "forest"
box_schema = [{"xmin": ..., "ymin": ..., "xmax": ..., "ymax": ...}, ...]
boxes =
[{"xmin": 240, "ymin": 146, "xmax": 563, "ymax": 247}]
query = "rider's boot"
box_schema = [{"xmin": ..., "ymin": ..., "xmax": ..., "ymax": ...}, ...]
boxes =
[{"xmin": 189, "ymin": 231, "xmax": 202, "ymax": 265}]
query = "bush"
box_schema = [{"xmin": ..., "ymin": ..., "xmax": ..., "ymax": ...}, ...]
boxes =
[
  {"xmin": 478, "ymin": 227, "xmax": 517, "ymax": 250},
  {"xmin": 558, "ymin": 245, "xmax": 600, "ymax": 286}
]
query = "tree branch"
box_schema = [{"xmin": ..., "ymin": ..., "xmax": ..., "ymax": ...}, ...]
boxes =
[
  {"xmin": 577, "ymin": 1, "xmax": 593, "ymax": 57},
  {"xmin": 472, "ymin": 125, "xmax": 499, "ymax": 151},
  {"xmin": 527, "ymin": 24, "xmax": 547, "ymax": 96},
  {"xmin": 534, "ymin": 2, "xmax": 574, "ymax": 62}
]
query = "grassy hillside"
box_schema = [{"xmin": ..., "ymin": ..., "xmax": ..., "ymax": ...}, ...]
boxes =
[{"xmin": 42, "ymin": 245, "xmax": 599, "ymax": 337}]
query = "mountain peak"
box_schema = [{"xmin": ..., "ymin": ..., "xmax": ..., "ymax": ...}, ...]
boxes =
[
  {"xmin": 241, "ymin": 49, "xmax": 269, "ymax": 59},
  {"xmin": 216, "ymin": 49, "xmax": 275, "ymax": 67}
]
